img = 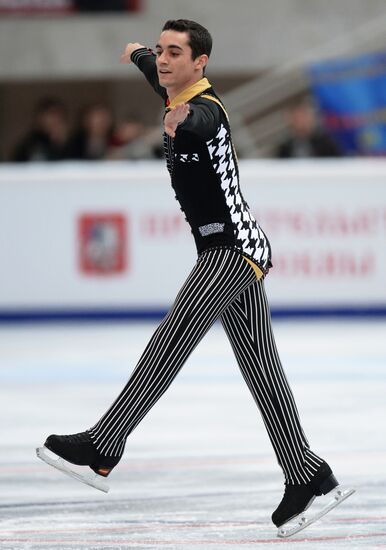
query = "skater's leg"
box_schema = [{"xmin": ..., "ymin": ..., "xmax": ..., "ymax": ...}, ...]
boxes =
[
  {"xmin": 220, "ymin": 278, "xmax": 325, "ymax": 485},
  {"xmin": 42, "ymin": 249, "xmax": 256, "ymax": 478},
  {"xmin": 88, "ymin": 248, "xmax": 256, "ymax": 459},
  {"xmin": 219, "ymin": 278, "xmax": 346, "ymax": 527}
]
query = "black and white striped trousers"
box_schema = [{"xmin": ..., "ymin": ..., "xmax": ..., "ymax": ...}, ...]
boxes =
[{"xmin": 89, "ymin": 247, "xmax": 323, "ymax": 485}]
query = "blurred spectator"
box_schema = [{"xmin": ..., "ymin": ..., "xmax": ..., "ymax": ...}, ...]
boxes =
[
  {"xmin": 109, "ymin": 116, "xmax": 161, "ymax": 160},
  {"xmin": 67, "ymin": 102, "xmax": 113, "ymax": 160},
  {"xmin": 12, "ymin": 98, "xmax": 69, "ymax": 162},
  {"xmin": 275, "ymin": 100, "xmax": 342, "ymax": 158}
]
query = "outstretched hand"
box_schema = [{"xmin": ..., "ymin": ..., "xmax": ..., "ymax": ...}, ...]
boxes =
[
  {"xmin": 120, "ymin": 42, "xmax": 145, "ymax": 64},
  {"xmin": 164, "ymin": 103, "xmax": 190, "ymax": 138}
]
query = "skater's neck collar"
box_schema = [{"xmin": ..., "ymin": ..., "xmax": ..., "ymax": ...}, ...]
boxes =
[{"xmin": 167, "ymin": 78, "xmax": 211, "ymax": 109}]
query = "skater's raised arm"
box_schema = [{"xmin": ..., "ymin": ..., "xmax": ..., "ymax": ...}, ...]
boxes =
[
  {"xmin": 164, "ymin": 98, "xmax": 221, "ymax": 139},
  {"xmin": 120, "ymin": 42, "xmax": 167, "ymax": 101}
]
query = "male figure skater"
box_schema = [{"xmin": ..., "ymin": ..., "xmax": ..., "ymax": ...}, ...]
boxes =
[{"xmin": 38, "ymin": 19, "xmax": 353, "ymax": 535}]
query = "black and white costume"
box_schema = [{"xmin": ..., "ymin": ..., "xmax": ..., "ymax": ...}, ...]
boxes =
[
  {"xmin": 88, "ymin": 48, "xmax": 325, "ymax": 485},
  {"xmin": 132, "ymin": 47, "xmax": 271, "ymax": 274}
]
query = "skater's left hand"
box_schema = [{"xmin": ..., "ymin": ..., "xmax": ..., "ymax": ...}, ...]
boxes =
[{"xmin": 164, "ymin": 103, "xmax": 190, "ymax": 138}]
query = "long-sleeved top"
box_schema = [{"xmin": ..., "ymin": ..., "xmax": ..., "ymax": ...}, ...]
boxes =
[{"xmin": 131, "ymin": 47, "xmax": 272, "ymax": 276}]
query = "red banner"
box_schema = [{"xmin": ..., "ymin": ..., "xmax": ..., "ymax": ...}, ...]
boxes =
[{"xmin": 0, "ymin": 0, "xmax": 142, "ymax": 13}]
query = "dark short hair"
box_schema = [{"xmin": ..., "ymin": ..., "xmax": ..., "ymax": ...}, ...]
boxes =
[{"xmin": 162, "ymin": 19, "xmax": 212, "ymax": 61}]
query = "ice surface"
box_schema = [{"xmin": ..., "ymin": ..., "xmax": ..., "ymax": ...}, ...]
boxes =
[{"xmin": 0, "ymin": 320, "xmax": 385, "ymax": 549}]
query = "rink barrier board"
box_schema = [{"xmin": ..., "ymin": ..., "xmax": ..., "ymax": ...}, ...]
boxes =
[
  {"xmin": 1, "ymin": 160, "xmax": 386, "ymax": 317},
  {"xmin": 1, "ymin": 305, "xmax": 386, "ymax": 323}
]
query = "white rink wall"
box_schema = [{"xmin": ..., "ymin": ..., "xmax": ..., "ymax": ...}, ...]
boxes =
[{"xmin": 1, "ymin": 159, "xmax": 385, "ymax": 319}]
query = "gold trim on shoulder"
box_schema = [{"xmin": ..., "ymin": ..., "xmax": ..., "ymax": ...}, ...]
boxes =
[
  {"xmin": 200, "ymin": 94, "xmax": 229, "ymax": 122},
  {"xmin": 200, "ymin": 94, "xmax": 237, "ymax": 160},
  {"xmin": 168, "ymin": 78, "xmax": 212, "ymax": 109}
]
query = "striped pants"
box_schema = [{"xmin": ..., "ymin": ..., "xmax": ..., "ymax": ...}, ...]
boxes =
[{"xmin": 89, "ymin": 247, "xmax": 323, "ymax": 485}]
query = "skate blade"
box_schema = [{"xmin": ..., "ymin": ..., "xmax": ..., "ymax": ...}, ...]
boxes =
[
  {"xmin": 277, "ymin": 486, "xmax": 355, "ymax": 538},
  {"xmin": 36, "ymin": 446, "xmax": 109, "ymax": 493}
]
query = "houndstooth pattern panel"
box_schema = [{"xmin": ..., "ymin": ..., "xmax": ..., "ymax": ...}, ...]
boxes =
[{"xmin": 206, "ymin": 124, "xmax": 270, "ymax": 268}]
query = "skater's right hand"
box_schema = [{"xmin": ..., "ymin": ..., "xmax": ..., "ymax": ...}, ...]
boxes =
[
  {"xmin": 164, "ymin": 103, "xmax": 191, "ymax": 138},
  {"xmin": 120, "ymin": 43, "xmax": 146, "ymax": 64}
]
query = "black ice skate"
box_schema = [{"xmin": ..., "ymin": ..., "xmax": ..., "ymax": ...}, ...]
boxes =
[
  {"xmin": 272, "ymin": 462, "xmax": 355, "ymax": 538},
  {"xmin": 36, "ymin": 431, "xmax": 120, "ymax": 493}
]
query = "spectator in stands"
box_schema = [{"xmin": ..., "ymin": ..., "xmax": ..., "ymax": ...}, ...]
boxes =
[
  {"xmin": 12, "ymin": 98, "xmax": 69, "ymax": 162},
  {"xmin": 109, "ymin": 116, "xmax": 162, "ymax": 160},
  {"xmin": 275, "ymin": 99, "xmax": 342, "ymax": 158},
  {"xmin": 67, "ymin": 102, "xmax": 113, "ymax": 160}
]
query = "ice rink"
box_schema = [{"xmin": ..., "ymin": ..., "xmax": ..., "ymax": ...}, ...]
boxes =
[{"xmin": 0, "ymin": 319, "xmax": 385, "ymax": 549}]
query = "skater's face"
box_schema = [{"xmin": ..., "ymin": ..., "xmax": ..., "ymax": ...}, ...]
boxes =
[{"xmin": 156, "ymin": 30, "xmax": 208, "ymax": 97}]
